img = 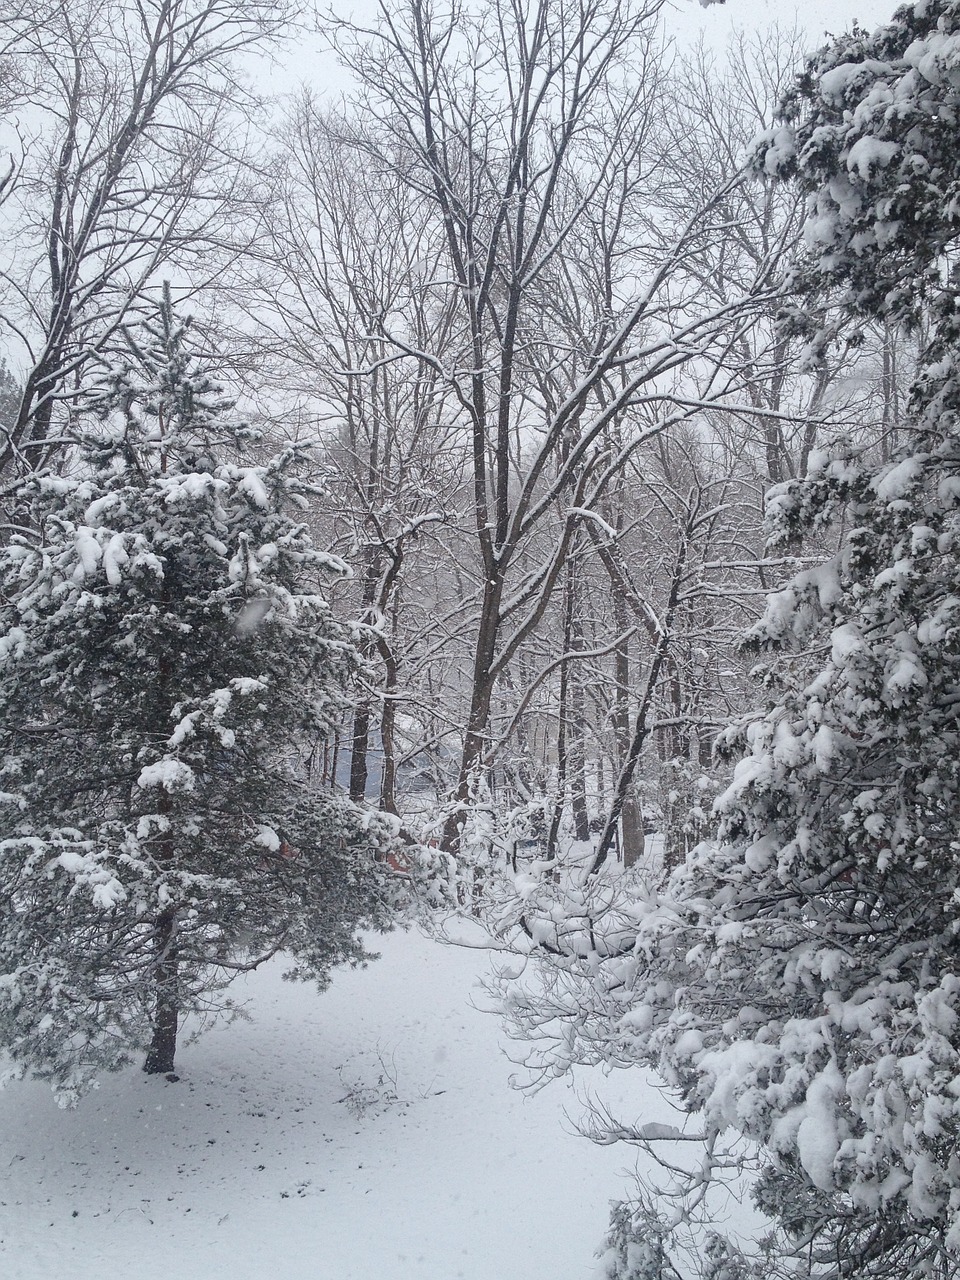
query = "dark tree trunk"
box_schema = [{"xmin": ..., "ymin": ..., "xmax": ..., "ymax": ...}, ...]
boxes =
[
  {"xmin": 349, "ymin": 700, "xmax": 371, "ymax": 802},
  {"xmin": 348, "ymin": 551, "xmax": 381, "ymax": 803},
  {"xmin": 143, "ymin": 907, "xmax": 179, "ymax": 1076},
  {"xmin": 378, "ymin": 632, "xmax": 400, "ymax": 815},
  {"xmin": 611, "ymin": 588, "xmax": 644, "ymax": 867},
  {"xmin": 620, "ymin": 794, "xmax": 644, "ymax": 870},
  {"xmin": 441, "ymin": 578, "xmax": 502, "ymax": 854},
  {"xmin": 567, "ymin": 566, "xmax": 590, "ymax": 844},
  {"xmin": 545, "ymin": 573, "xmax": 574, "ymax": 860}
]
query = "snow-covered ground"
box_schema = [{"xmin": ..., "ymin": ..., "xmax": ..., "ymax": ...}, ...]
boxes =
[{"xmin": 0, "ymin": 927, "xmax": 753, "ymax": 1280}]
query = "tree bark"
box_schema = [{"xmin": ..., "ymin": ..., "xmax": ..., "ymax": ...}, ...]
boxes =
[
  {"xmin": 348, "ymin": 700, "xmax": 371, "ymax": 802},
  {"xmin": 143, "ymin": 906, "xmax": 179, "ymax": 1076},
  {"xmin": 378, "ymin": 630, "xmax": 400, "ymax": 815},
  {"xmin": 610, "ymin": 542, "xmax": 645, "ymax": 868},
  {"xmin": 440, "ymin": 575, "xmax": 501, "ymax": 852},
  {"xmin": 620, "ymin": 794, "xmax": 644, "ymax": 870},
  {"xmin": 567, "ymin": 566, "xmax": 590, "ymax": 844},
  {"xmin": 348, "ymin": 549, "xmax": 381, "ymax": 803}
]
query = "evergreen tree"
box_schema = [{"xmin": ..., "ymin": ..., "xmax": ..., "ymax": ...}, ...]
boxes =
[
  {"xmin": 0, "ymin": 297, "xmax": 402, "ymax": 1101},
  {"xmin": 628, "ymin": 5, "xmax": 960, "ymax": 1273},
  {"xmin": 0, "ymin": 360, "xmax": 19, "ymax": 440},
  {"xmin": 500, "ymin": 6, "xmax": 960, "ymax": 1275}
]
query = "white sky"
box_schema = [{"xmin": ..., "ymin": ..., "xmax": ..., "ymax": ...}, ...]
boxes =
[
  {"xmin": 666, "ymin": 0, "xmax": 899, "ymax": 49},
  {"xmin": 261, "ymin": 0, "xmax": 901, "ymax": 101}
]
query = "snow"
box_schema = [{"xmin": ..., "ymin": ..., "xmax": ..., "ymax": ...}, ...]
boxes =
[
  {"xmin": 818, "ymin": 61, "xmax": 878, "ymax": 105},
  {"xmin": 796, "ymin": 1068, "xmax": 843, "ymax": 1192},
  {"xmin": 253, "ymin": 823, "xmax": 281, "ymax": 851},
  {"xmin": 813, "ymin": 725, "xmax": 838, "ymax": 772},
  {"xmin": 830, "ymin": 623, "xmax": 862, "ymax": 667},
  {"xmin": 846, "ymin": 137, "xmax": 900, "ymax": 180},
  {"xmin": 756, "ymin": 125, "xmax": 794, "ymax": 177},
  {"xmin": 235, "ymin": 468, "xmax": 270, "ymax": 510},
  {"xmin": 873, "ymin": 455, "xmax": 924, "ymax": 502},
  {"xmin": 884, "ymin": 649, "xmax": 927, "ymax": 696},
  {"xmin": 136, "ymin": 759, "xmax": 196, "ymax": 792},
  {"xmin": 73, "ymin": 529, "xmax": 102, "ymax": 580},
  {"xmin": 0, "ymin": 929, "xmax": 696, "ymax": 1280},
  {"xmin": 102, "ymin": 534, "xmax": 129, "ymax": 586}
]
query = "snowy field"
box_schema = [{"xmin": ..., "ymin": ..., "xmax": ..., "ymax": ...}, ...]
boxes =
[{"xmin": 0, "ymin": 927, "xmax": 755, "ymax": 1280}]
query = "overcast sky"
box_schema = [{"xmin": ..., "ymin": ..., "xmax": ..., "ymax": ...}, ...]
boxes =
[
  {"xmin": 264, "ymin": 0, "xmax": 902, "ymax": 105},
  {"xmin": 665, "ymin": 0, "xmax": 900, "ymax": 49}
]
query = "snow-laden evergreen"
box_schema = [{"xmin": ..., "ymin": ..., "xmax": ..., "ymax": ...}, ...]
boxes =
[
  {"xmin": 0, "ymin": 299, "xmax": 402, "ymax": 1101},
  {"xmin": 751, "ymin": 0, "xmax": 960, "ymax": 370},
  {"xmin": 587, "ymin": 423, "xmax": 960, "ymax": 1273},
  {"xmin": 495, "ymin": 7, "xmax": 960, "ymax": 1276}
]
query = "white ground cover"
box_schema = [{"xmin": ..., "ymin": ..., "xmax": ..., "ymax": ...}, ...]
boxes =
[{"xmin": 0, "ymin": 926, "xmax": 754, "ymax": 1280}]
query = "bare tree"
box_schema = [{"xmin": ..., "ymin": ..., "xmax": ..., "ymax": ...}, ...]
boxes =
[
  {"xmin": 321, "ymin": 0, "xmax": 791, "ymax": 854},
  {"xmin": 0, "ymin": 0, "xmax": 290, "ymax": 479},
  {"xmin": 240, "ymin": 99, "xmax": 472, "ymax": 810}
]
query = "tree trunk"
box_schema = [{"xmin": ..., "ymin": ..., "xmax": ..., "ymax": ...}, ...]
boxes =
[
  {"xmin": 880, "ymin": 320, "xmax": 900, "ymax": 462},
  {"xmin": 145, "ymin": 626, "xmax": 179, "ymax": 1076},
  {"xmin": 545, "ymin": 563, "xmax": 579, "ymax": 859},
  {"xmin": 348, "ymin": 700, "xmax": 371, "ymax": 802},
  {"xmin": 589, "ymin": 514, "xmax": 690, "ymax": 876},
  {"xmin": 348, "ymin": 551, "xmax": 381, "ymax": 803},
  {"xmin": 567, "ymin": 565, "xmax": 590, "ymax": 844},
  {"xmin": 143, "ymin": 906, "xmax": 179, "ymax": 1076},
  {"xmin": 441, "ymin": 578, "xmax": 501, "ymax": 853},
  {"xmin": 612, "ymin": 590, "xmax": 644, "ymax": 867},
  {"xmin": 620, "ymin": 793, "xmax": 644, "ymax": 870},
  {"xmin": 378, "ymin": 631, "xmax": 400, "ymax": 815}
]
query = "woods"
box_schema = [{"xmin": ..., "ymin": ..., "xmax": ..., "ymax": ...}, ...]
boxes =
[{"xmin": 1, "ymin": 0, "xmax": 957, "ymax": 1277}]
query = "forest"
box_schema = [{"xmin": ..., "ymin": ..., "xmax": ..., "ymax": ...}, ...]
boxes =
[{"xmin": 2, "ymin": 0, "xmax": 960, "ymax": 1277}]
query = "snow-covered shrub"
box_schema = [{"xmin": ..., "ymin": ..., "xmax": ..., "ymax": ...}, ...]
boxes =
[
  {"xmin": 601, "ymin": 1206, "xmax": 763, "ymax": 1280},
  {"xmin": 600, "ymin": 1200, "xmax": 682, "ymax": 1280}
]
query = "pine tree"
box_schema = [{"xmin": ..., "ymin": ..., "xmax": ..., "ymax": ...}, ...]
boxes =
[
  {"xmin": 614, "ymin": 5, "xmax": 960, "ymax": 1272},
  {"xmin": 0, "ymin": 296, "xmax": 402, "ymax": 1101},
  {"xmin": 0, "ymin": 360, "xmax": 19, "ymax": 439},
  {"xmin": 498, "ymin": 7, "xmax": 960, "ymax": 1275}
]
